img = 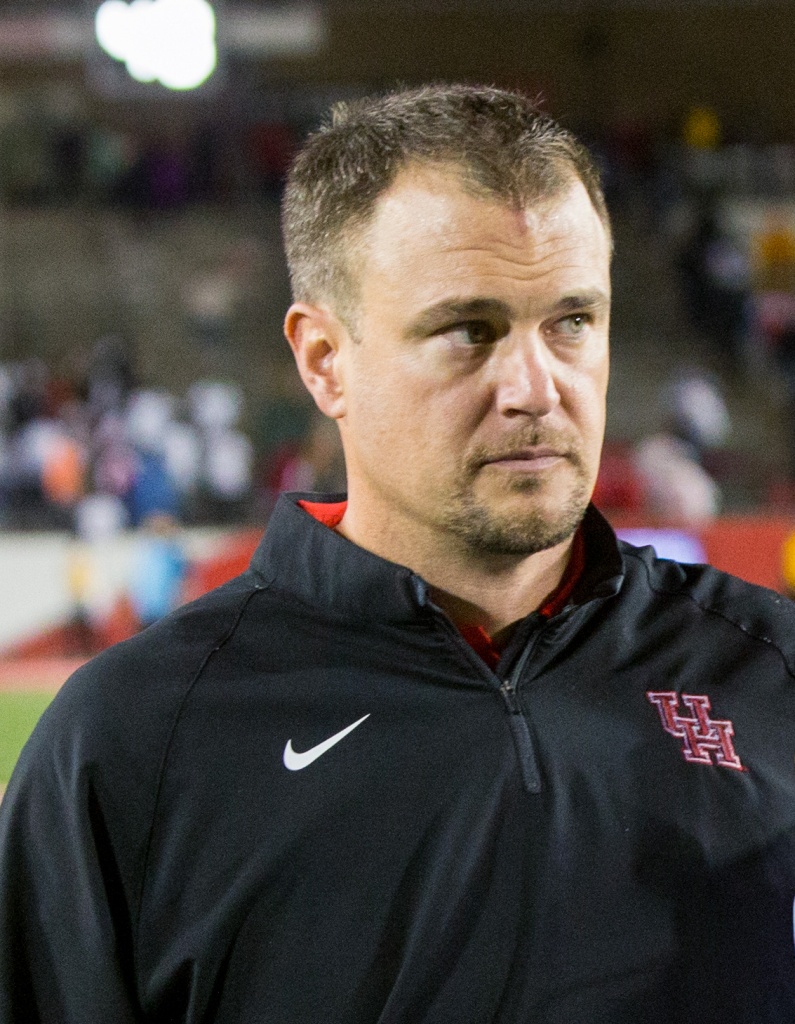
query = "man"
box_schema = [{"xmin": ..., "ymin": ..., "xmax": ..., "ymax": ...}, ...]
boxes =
[{"xmin": 2, "ymin": 85, "xmax": 795, "ymax": 1023}]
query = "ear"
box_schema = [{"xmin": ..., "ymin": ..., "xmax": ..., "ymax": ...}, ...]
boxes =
[{"xmin": 284, "ymin": 303, "xmax": 348, "ymax": 419}]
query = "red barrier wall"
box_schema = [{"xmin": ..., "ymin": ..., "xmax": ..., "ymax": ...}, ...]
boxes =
[
  {"xmin": 608, "ymin": 513, "xmax": 795, "ymax": 593},
  {"xmin": 4, "ymin": 516, "xmax": 794, "ymax": 666}
]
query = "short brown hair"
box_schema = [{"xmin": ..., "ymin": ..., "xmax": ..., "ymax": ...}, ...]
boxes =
[{"xmin": 282, "ymin": 83, "xmax": 610, "ymax": 322}]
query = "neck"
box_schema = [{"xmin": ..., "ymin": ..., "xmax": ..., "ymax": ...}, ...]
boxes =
[
  {"xmin": 425, "ymin": 538, "xmax": 575, "ymax": 636},
  {"xmin": 337, "ymin": 496, "xmax": 577, "ymax": 636}
]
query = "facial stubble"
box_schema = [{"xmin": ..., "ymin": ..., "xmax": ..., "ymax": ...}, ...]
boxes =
[{"xmin": 440, "ymin": 446, "xmax": 591, "ymax": 557}]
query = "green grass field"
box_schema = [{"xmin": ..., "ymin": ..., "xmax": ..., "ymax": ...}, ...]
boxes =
[{"xmin": 0, "ymin": 692, "xmax": 56, "ymax": 785}]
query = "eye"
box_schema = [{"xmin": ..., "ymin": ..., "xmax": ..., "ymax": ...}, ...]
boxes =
[
  {"xmin": 552, "ymin": 313, "xmax": 593, "ymax": 339},
  {"xmin": 442, "ymin": 320, "xmax": 500, "ymax": 346}
]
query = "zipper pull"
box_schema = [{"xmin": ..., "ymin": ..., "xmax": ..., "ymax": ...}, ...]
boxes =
[
  {"xmin": 500, "ymin": 682, "xmax": 542, "ymax": 794},
  {"xmin": 500, "ymin": 680, "xmax": 521, "ymax": 714}
]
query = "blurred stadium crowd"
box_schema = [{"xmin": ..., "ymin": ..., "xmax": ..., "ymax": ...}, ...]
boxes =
[
  {"xmin": 0, "ymin": 99, "xmax": 301, "ymax": 209},
  {"xmin": 0, "ymin": 337, "xmax": 255, "ymax": 538},
  {"xmin": 2, "ymin": 95, "xmax": 795, "ymax": 546}
]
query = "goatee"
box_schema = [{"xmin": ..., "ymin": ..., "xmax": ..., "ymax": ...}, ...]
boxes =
[{"xmin": 441, "ymin": 431, "xmax": 590, "ymax": 556}]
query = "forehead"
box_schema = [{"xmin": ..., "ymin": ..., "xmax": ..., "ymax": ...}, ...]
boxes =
[{"xmin": 355, "ymin": 165, "xmax": 611, "ymax": 313}]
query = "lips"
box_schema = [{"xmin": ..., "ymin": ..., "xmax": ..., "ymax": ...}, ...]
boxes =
[
  {"xmin": 483, "ymin": 447, "xmax": 563, "ymax": 464},
  {"xmin": 466, "ymin": 435, "xmax": 580, "ymax": 477}
]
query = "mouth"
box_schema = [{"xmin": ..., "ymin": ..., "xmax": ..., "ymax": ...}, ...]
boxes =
[{"xmin": 481, "ymin": 447, "xmax": 568, "ymax": 471}]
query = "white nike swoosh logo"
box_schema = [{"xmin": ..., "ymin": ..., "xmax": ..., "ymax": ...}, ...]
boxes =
[{"xmin": 283, "ymin": 714, "xmax": 371, "ymax": 771}]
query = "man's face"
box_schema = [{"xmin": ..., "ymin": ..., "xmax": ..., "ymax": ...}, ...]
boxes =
[{"xmin": 330, "ymin": 164, "xmax": 611, "ymax": 559}]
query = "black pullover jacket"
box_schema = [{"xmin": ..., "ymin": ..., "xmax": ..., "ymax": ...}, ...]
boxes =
[{"xmin": 2, "ymin": 494, "xmax": 795, "ymax": 1022}]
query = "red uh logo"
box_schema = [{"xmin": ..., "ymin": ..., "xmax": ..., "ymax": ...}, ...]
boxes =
[{"xmin": 647, "ymin": 692, "xmax": 746, "ymax": 771}]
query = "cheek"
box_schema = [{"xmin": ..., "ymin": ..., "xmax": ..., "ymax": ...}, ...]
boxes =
[
  {"xmin": 350, "ymin": 381, "xmax": 473, "ymax": 491},
  {"xmin": 344, "ymin": 371, "xmax": 423, "ymax": 462},
  {"xmin": 566, "ymin": 371, "xmax": 608, "ymax": 450},
  {"xmin": 348, "ymin": 346, "xmax": 476, "ymax": 435}
]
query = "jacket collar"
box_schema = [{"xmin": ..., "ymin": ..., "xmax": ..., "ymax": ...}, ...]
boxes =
[{"xmin": 250, "ymin": 492, "xmax": 625, "ymax": 624}]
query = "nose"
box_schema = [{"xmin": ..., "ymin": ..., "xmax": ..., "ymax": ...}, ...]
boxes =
[{"xmin": 493, "ymin": 331, "xmax": 561, "ymax": 419}]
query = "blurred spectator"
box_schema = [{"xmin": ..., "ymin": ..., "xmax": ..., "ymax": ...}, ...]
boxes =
[
  {"xmin": 8, "ymin": 358, "xmax": 49, "ymax": 429},
  {"xmin": 128, "ymin": 513, "xmax": 188, "ymax": 629},
  {"xmin": 682, "ymin": 106, "xmax": 722, "ymax": 152},
  {"xmin": 203, "ymin": 427, "xmax": 254, "ymax": 522},
  {"xmin": 600, "ymin": 115, "xmax": 656, "ymax": 211},
  {"xmin": 128, "ymin": 450, "xmax": 181, "ymax": 527},
  {"xmin": 768, "ymin": 326, "xmax": 795, "ymax": 480},
  {"xmin": 632, "ymin": 370, "xmax": 729, "ymax": 524},
  {"xmin": 75, "ymin": 492, "xmax": 128, "ymax": 542},
  {"xmin": 182, "ymin": 265, "xmax": 241, "ymax": 350},
  {"xmin": 125, "ymin": 389, "xmax": 175, "ymax": 453},
  {"xmin": 91, "ymin": 412, "xmax": 138, "ymax": 506},
  {"xmin": 633, "ymin": 433, "xmax": 721, "ymax": 524},
  {"xmin": 0, "ymin": 352, "xmax": 256, "ymax": 532},
  {"xmin": 1, "ymin": 362, "xmax": 88, "ymax": 528},
  {"xmin": 111, "ymin": 137, "xmax": 150, "ymax": 209},
  {"xmin": 122, "ymin": 389, "xmax": 182, "ymax": 525},
  {"xmin": 591, "ymin": 442, "xmax": 645, "ymax": 514},
  {"xmin": 678, "ymin": 106, "xmax": 725, "ymax": 203},
  {"xmin": 754, "ymin": 216, "xmax": 795, "ymax": 293},
  {"xmin": 0, "ymin": 94, "xmax": 332, "ymax": 210},
  {"xmin": 162, "ymin": 417, "xmax": 202, "ymax": 511},
  {"xmin": 663, "ymin": 368, "xmax": 731, "ymax": 460},
  {"xmin": 677, "ymin": 205, "xmax": 752, "ymax": 363},
  {"xmin": 181, "ymin": 243, "xmax": 258, "ymax": 355},
  {"xmin": 85, "ymin": 127, "xmax": 137, "ymax": 203},
  {"xmin": 188, "ymin": 380, "xmax": 244, "ymax": 432},
  {"xmin": 148, "ymin": 140, "xmax": 191, "ymax": 210},
  {"xmin": 0, "ymin": 366, "xmax": 13, "ymax": 428},
  {"xmin": 40, "ymin": 431, "xmax": 85, "ymax": 509},
  {"xmin": 756, "ymin": 292, "xmax": 795, "ymax": 481},
  {"xmin": 85, "ymin": 335, "xmax": 136, "ymax": 419},
  {"xmin": 264, "ymin": 416, "xmax": 345, "ymax": 506},
  {"xmin": 66, "ymin": 540, "xmax": 97, "ymax": 655}
]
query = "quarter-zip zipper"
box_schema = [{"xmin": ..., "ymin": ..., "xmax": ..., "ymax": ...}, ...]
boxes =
[
  {"xmin": 499, "ymin": 632, "xmax": 542, "ymax": 794},
  {"xmin": 429, "ymin": 602, "xmax": 544, "ymax": 796}
]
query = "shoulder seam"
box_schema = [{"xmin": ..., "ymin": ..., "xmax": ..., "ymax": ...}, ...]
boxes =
[
  {"xmin": 625, "ymin": 548, "xmax": 795, "ymax": 683},
  {"xmin": 132, "ymin": 581, "xmax": 267, "ymax": 951}
]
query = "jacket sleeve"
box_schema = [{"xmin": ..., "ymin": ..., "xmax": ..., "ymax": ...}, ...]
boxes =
[
  {"xmin": 0, "ymin": 579, "xmax": 256, "ymax": 1023},
  {"xmin": 0, "ymin": 690, "xmax": 145, "ymax": 1023}
]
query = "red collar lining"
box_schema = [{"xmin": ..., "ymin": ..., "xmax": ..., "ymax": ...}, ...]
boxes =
[
  {"xmin": 458, "ymin": 531, "xmax": 585, "ymax": 668},
  {"xmin": 538, "ymin": 528, "xmax": 585, "ymax": 619},
  {"xmin": 297, "ymin": 498, "xmax": 585, "ymax": 666},
  {"xmin": 459, "ymin": 624, "xmax": 502, "ymax": 670},
  {"xmin": 298, "ymin": 498, "xmax": 347, "ymax": 529}
]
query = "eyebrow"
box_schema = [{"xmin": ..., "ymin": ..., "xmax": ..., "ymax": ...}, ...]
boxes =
[
  {"xmin": 405, "ymin": 289, "xmax": 610, "ymax": 338},
  {"xmin": 553, "ymin": 289, "xmax": 611, "ymax": 314},
  {"xmin": 405, "ymin": 298, "xmax": 511, "ymax": 338}
]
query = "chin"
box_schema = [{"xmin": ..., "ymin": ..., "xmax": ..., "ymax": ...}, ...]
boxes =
[{"xmin": 442, "ymin": 487, "xmax": 589, "ymax": 558}]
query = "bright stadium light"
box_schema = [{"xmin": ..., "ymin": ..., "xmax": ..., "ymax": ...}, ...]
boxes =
[{"xmin": 94, "ymin": 0, "xmax": 217, "ymax": 91}]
